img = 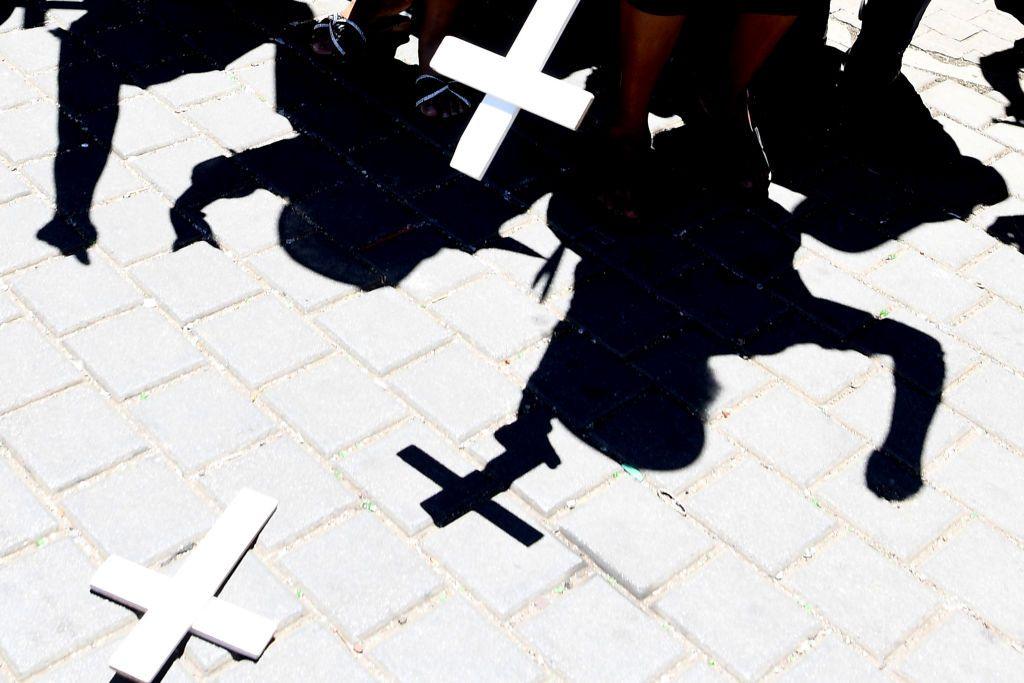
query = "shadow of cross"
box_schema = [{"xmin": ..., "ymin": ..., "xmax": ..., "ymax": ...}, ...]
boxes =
[{"xmin": 397, "ymin": 443, "xmax": 559, "ymax": 547}]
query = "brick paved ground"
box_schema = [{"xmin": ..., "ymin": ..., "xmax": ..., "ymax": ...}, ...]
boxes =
[{"xmin": 1, "ymin": 0, "xmax": 1024, "ymax": 680}]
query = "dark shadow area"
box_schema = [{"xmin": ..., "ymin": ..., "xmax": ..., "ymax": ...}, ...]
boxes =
[{"xmin": 981, "ymin": 0, "xmax": 1024, "ymax": 124}]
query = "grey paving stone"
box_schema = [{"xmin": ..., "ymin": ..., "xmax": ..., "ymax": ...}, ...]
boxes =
[
  {"xmin": 0, "ymin": 457, "xmax": 55, "ymax": 555},
  {"xmin": 131, "ymin": 242, "xmax": 261, "ymax": 324},
  {"xmin": 800, "ymin": 234, "xmax": 900, "ymax": 275},
  {"xmin": 791, "ymin": 255, "xmax": 891, "ymax": 335},
  {"xmin": 0, "ymin": 319, "xmax": 81, "ymax": 414},
  {"xmin": 150, "ymin": 70, "xmax": 240, "ymax": 109},
  {"xmin": 829, "ymin": 372, "xmax": 970, "ymax": 468},
  {"xmin": 111, "ymin": 95, "xmax": 194, "ymax": 157},
  {"xmin": 467, "ymin": 418, "xmax": 619, "ymax": 516},
  {"xmin": 688, "ymin": 458, "xmax": 834, "ymax": 573},
  {"xmin": 280, "ymin": 512, "xmax": 442, "ymax": 640},
  {"xmin": 21, "ymin": 153, "xmax": 146, "ymax": 204},
  {"xmin": 65, "ymin": 307, "xmax": 204, "ymax": 400},
  {"xmin": 930, "ymin": 435, "xmax": 1024, "ymax": 541},
  {"xmin": 0, "ymin": 384, "xmax": 146, "ymax": 490},
  {"xmin": 372, "ymin": 596, "xmax": 542, "ymax": 683},
  {"xmin": 560, "ymin": 478, "xmax": 712, "ymax": 597},
  {"xmin": 0, "ymin": 196, "xmax": 62, "ymax": 275},
  {"xmin": 987, "ymin": 120, "xmax": 1024, "ymax": 153},
  {"xmin": 0, "ymin": 538, "xmax": 128, "ymax": 677},
  {"xmin": 721, "ymin": 385, "xmax": 862, "ymax": 486},
  {"xmin": 0, "ymin": 290, "xmax": 21, "ymax": 322},
  {"xmin": 34, "ymin": 638, "xmax": 195, "ymax": 683},
  {"xmin": 866, "ymin": 252, "xmax": 984, "ymax": 322},
  {"xmin": 0, "ymin": 26, "xmax": 61, "ymax": 71},
  {"xmin": 11, "ymin": 255, "xmax": 141, "ymax": 335},
  {"xmin": 193, "ymin": 295, "xmax": 330, "ymax": 388},
  {"xmin": 0, "ymin": 164, "xmax": 30, "ymax": 204},
  {"xmin": 946, "ymin": 364, "xmax": 1024, "ymax": 451},
  {"xmin": 342, "ymin": 420, "xmax": 476, "ymax": 535},
  {"xmin": 214, "ymin": 621, "xmax": 372, "ymax": 683},
  {"xmin": 519, "ymin": 577, "xmax": 686, "ymax": 682},
  {"xmin": 92, "ymin": 190, "xmax": 179, "ymax": 265},
  {"xmin": 757, "ymin": 344, "xmax": 873, "ymax": 402},
  {"xmin": 423, "ymin": 492, "xmax": 582, "ymax": 617},
  {"xmin": 992, "ymin": 152, "xmax": 1024, "ymax": 198},
  {"xmin": 318, "ymin": 289, "xmax": 451, "ymax": 374},
  {"xmin": 130, "ymin": 368, "xmax": 273, "ymax": 472},
  {"xmin": 0, "ymin": 60, "xmax": 37, "ymax": 109},
  {"xmin": 263, "ymin": 355, "xmax": 406, "ymax": 456},
  {"xmin": 955, "ymin": 299, "xmax": 1024, "ymax": 369},
  {"xmin": 62, "ymin": 455, "xmax": 214, "ymax": 564},
  {"xmin": 130, "ymin": 137, "xmax": 226, "ymax": 200},
  {"xmin": 893, "ymin": 611, "xmax": 1024, "ymax": 682},
  {"xmin": 669, "ymin": 658, "xmax": 736, "ymax": 683},
  {"xmin": 201, "ymin": 189, "xmax": 286, "ymax": 257},
  {"xmin": 645, "ymin": 427, "xmax": 738, "ymax": 493},
  {"xmin": 921, "ymin": 80, "xmax": 1004, "ymax": 127},
  {"xmin": 919, "ymin": 522, "xmax": 1024, "ymax": 641},
  {"xmin": 779, "ymin": 634, "xmax": 886, "ymax": 682},
  {"xmin": 937, "ymin": 117, "xmax": 1006, "ymax": 163},
  {"xmin": 186, "ymin": 92, "xmax": 292, "ymax": 150},
  {"xmin": 900, "ymin": 218, "xmax": 998, "ymax": 269},
  {"xmin": 390, "ymin": 342, "xmax": 520, "ymax": 442},
  {"xmin": 431, "ymin": 274, "xmax": 558, "ymax": 360},
  {"xmin": 202, "ymin": 436, "xmax": 356, "ymax": 548},
  {"xmin": 786, "ymin": 533, "xmax": 938, "ymax": 658},
  {"xmin": 477, "ymin": 220, "xmax": 582, "ymax": 297},
  {"xmin": 180, "ymin": 553, "xmax": 303, "ymax": 672},
  {"xmin": 966, "ymin": 246, "xmax": 1024, "ymax": 308},
  {"xmin": 0, "ymin": 100, "xmax": 56, "ymax": 163},
  {"xmin": 390, "ymin": 246, "xmax": 490, "ymax": 303},
  {"xmin": 247, "ymin": 244, "xmax": 368, "ymax": 313},
  {"xmin": 656, "ymin": 552, "xmax": 819, "ymax": 681}
]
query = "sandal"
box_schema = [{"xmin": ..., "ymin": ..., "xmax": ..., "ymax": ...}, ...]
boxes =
[
  {"xmin": 415, "ymin": 74, "xmax": 472, "ymax": 119},
  {"xmin": 312, "ymin": 14, "xmax": 369, "ymax": 62}
]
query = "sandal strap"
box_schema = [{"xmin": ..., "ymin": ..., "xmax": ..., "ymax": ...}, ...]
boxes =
[
  {"xmin": 415, "ymin": 75, "xmax": 471, "ymax": 109},
  {"xmin": 314, "ymin": 14, "xmax": 367, "ymax": 57}
]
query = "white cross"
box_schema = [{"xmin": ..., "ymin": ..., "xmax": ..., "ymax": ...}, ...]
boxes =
[
  {"xmin": 90, "ymin": 489, "xmax": 280, "ymax": 683},
  {"xmin": 429, "ymin": 0, "xmax": 593, "ymax": 180}
]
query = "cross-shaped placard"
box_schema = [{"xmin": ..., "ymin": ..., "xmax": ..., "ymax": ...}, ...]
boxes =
[
  {"xmin": 90, "ymin": 489, "xmax": 280, "ymax": 683},
  {"xmin": 429, "ymin": 0, "xmax": 592, "ymax": 180}
]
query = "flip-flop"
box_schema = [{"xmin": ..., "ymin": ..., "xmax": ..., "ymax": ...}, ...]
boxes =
[
  {"xmin": 312, "ymin": 14, "xmax": 368, "ymax": 62},
  {"xmin": 415, "ymin": 74, "xmax": 472, "ymax": 119}
]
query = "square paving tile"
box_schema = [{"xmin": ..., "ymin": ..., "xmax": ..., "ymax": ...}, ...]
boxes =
[
  {"xmin": 780, "ymin": 634, "xmax": 887, "ymax": 682},
  {"xmin": 64, "ymin": 308, "xmax": 204, "ymax": 400},
  {"xmin": 214, "ymin": 622, "xmax": 372, "ymax": 682},
  {"xmin": 0, "ymin": 290, "xmax": 22, "ymax": 323},
  {"xmin": 0, "ymin": 457, "xmax": 56, "ymax": 555},
  {"xmin": 946, "ymin": 363, "xmax": 1024, "ymax": 452},
  {"xmin": 186, "ymin": 92, "xmax": 292, "ymax": 150},
  {"xmin": 21, "ymin": 153, "xmax": 146, "ymax": 205},
  {"xmin": 246, "ymin": 238, "xmax": 374, "ymax": 313},
  {"xmin": 129, "ymin": 137, "xmax": 226, "ymax": 200},
  {"xmin": 193, "ymin": 294, "xmax": 330, "ymax": 388},
  {"xmin": 518, "ymin": 577, "xmax": 686, "ymax": 682},
  {"xmin": 111, "ymin": 95, "xmax": 194, "ymax": 157},
  {"xmin": 262, "ymin": 355, "xmax": 407, "ymax": 456},
  {"xmin": 656, "ymin": 552, "xmax": 819, "ymax": 681},
  {"xmin": 0, "ymin": 198, "xmax": 68, "ymax": 276},
  {"xmin": 0, "ymin": 319, "xmax": 82, "ymax": 414},
  {"xmin": 0, "ymin": 384, "xmax": 146, "ymax": 490},
  {"xmin": 200, "ymin": 189, "xmax": 286, "ymax": 257},
  {"xmin": 202, "ymin": 436, "xmax": 356, "ymax": 548},
  {"xmin": 560, "ymin": 478, "xmax": 712, "ymax": 598},
  {"xmin": 92, "ymin": 190, "xmax": 180, "ymax": 265},
  {"xmin": 892, "ymin": 611, "xmax": 1024, "ymax": 682},
  {"xmin": 280, "ymin": 512, "xmax": 442, "ymax": 641},
  {"xmin": 0, "ymin": 101, "xmax": 59, "ymax": 163}
]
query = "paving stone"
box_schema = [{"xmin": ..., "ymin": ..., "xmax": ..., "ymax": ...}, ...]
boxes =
[
  {"xmin": 319, "ymin": 289, "xmax": 451, "ymax": 374},
  {"xmin": 987, "ymin": 120, "xmax": 1024, "ymax": 153},
  {"xmin": 816, "ymin": 453, "xmax": 961, "ymax": 560},
  {"xmin": 0, "ymin": 196, "xmax": 64, "ymax": 275},
  {"xmin": 0, "ymin": 61, "xmax": 37, "ymax": 109},
  {"xmin": 423, "ymin": 493, "xmax": 583, "ymax": 617},
  {"xmin": 920, "ymin": 522, "xmax": 1024, "ymax": 641},
  {"xmin": 214, "ymin": 621, "xmax": 371, "ymax": 683},
  {"xmin": 151, "ymin": 70, "xmax": 241, "ymax": 109},
  {"xmin": 0, "ymin": 457, "xmax": 55, "ymax": 555},
  {"xmin": 477, "ymin": 220, "xmax": 582, "ymax": 296},
  {"xmin": 893, "ymin": 611, "xmax": 1024, "ymax": 682},
  {"xmin": 0, "ymin": 539, "xmax": 128, "ymax": 677},
  {"xmin": 193, "ymin": 294, "xmax": 330, "ymax": 388},
  {"xmin": 130, "ymin": 368, "xmax": 273, "ymax": 471},
  {"xmin": 721, "ymin": 385, "xmax": 862, "ymax": 486},
  {"xmin": 431, "ymin": 275, "xmax": 557, "ymax": 360},
  {"xmin": 131, "ymin": 242, "xmax": 261, "ymax": 324},
  {"xmin": 92, "ymin": 190, "xmax": 179, "ymax": 265},
  {"xmin": 560, "ymin": 478, "xmax": 711, "ymax": 597},
  {"xmin": 200, "ymin": 189, "xmax": 285, "ymax": 256},
  {"xmin": 656, "ymin": 552, "xmax": 818, "ymax": 681},
  {"xmin": 786, "ymin": 533, "xmax": 938, "ymax": 658},
  {"xmin": 799, "ymin": 233, "xmax": 900, "ymax": 276},
  {"xmin": 372, "ymin": 596, "xmax": 542, "ymax": 683},
  {"xmin": 467, "ymin": 418, "xmax": 619, "ymax": 516},
  {"xmin": 280, "ymin": 512, "xmax": 442, "ymax": 640},
  {"xmin": 21, "ymin": 153, "xmax": 146, "ymax": 204},
  {"xmin": 930, "ymin": 435, "xmax": 1024, "ymax": 541},
  {"xmin": 567, "ymin": 273, "xmax": 681, "ymax": 356},
  {"xmin": 35, "ymin": 638, "xmax": 194, "ymax": 683},
  {"xmin": 867, "ymin": 252, "xmax": 984, "ymax": 322},
  {"xmin": 642, "ymin": 426, "xmax": 738, "ymax": 493},
  {"xmin": 789, "ymin": 254, "xmax": 892, "ymax": 335},
  {"xmin": 342, "ymin": 420, "xmax": 477, "ymax": 535},
  {"xmin": 187, "ymin": 92, "xmax": 292, "ymax": 150},
  {"xmin": 390, "ymin": 342, "xmax": 520, "ymax": 442},
  {"xmin": 130, "ymin": 137, "xmax": 226, "ymax": 200},
  {"xmin": 779, "ymin": 634, "xmax": 886, "ymax": 682},
  {"xmin": 992, "ymin": 153, "xmax": 1024, "ymax": 198},
  {"xmin": 921, "ymin": 80, "xmax": 1004, "ymax": 128},
  {"xmin": 937, "ymin": 117, "xmax": 1006, "ymax": 163},
  {"xmin": 757, "ymin": 343, "xmax": 873, "ymax": 402},
  {"xmin": 956, "ymin": 299, "xmax": 1024, "ymax": 369},
  {"xmin": 62, "ymin": 455, "xmax": 213, "ymax": 564},
  {"xmin": 180, "ymin": 553, "xmax": 303, "ymax": 672},
  {"xmin": 65, "ymin": 307, "xmax": 204, "ymax": 400},
  {"xmin": 519, "ymin": 578, "xmax": 686, "ymax": 682},
  {"xmin": 11, "ymin": 255, "xmax": 141, "ymax": 334},
  {"xmin": 0, "ymin": 319, "xmax": 81, "ymax": 414},
  {"xmin": 967, "ymin": 246, "xmax": 1024, "ymax": 307},
  {"xmin": 247, "ymin": 241, "xmax": 371, "ymax": 312},
  {"xmin": 203, "ymin": 435, "xmax": 356, "ymax": 547},
  {"xmin": 0, "ymin": 290, "xmax": 21, "ymax": 322},
  {"xmin": 0, "ymin": 101, "xmax": 57, "ymax": 163},
  {"xmin": 111, "ymin": 95, "xmax": 194, "ymax": 157},
  {"xmin": 0, "ymin": 164, "xmax": 30, "ymax": 204},
  {"xmin": 901, "ymin": 217, "xmax": 998, "ymax": 269},
  {"xmin": 365, "ymin": 236, "xmax": 489, "ymax": 303},
  {"xmin": 0, "ymin": 26, "xmax": 61, "ymax": 72},
  {"xmin": 688, "ymin": 458, "xmax": 834, "ymax": 573},
  {"xmin": 829, "ymin": 372, "xmax": 970, "ymax": 469},
  {"xmin": 669, "ymin": 658, "xmax": 736, "ymax": 683},
  {"xmin": 946, "ymin": 364, "xmax": 1024, "ymax": 451},
  {"xmin": 0, "ymin": 384, "xmax": 146, "ymax": 490}
]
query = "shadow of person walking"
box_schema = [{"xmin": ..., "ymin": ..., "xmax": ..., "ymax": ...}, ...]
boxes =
[{"xmin": 981, "ymin": 0, "xmax": 1024, "ymax": 124}]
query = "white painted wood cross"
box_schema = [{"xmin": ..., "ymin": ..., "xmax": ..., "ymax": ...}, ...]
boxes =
[
  {"xmin": 90, "ymin": 489, "xmax": 280, "ymax": 683},
  {"xmin": 429, "ymin": 0, "xmax": 593, "ymax": 180}
]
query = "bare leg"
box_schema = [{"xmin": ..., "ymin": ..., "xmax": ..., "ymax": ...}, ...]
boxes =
[
  {"xmin": 728, "ymin": 14, "xmax": 796, "ymax": 102},
  {"xmin": 311, "ymin": 0, "xmax": 412, "ymax": 56}
]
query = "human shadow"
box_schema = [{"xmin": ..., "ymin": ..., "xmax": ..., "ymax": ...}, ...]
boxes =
[{"xmin": 980, "ymin": 0, "xmax": 1024, "ymax": 124}]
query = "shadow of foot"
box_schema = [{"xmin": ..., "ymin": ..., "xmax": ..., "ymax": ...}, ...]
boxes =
[
  {"xmin": 36, "ymin": 218, "xmax": 94, "ymax": 264},
  {"xmin": 865, "ymin": 450, "xmax": 923, "ymax": 502}
]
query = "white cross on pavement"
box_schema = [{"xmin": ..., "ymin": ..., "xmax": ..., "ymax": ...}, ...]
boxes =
[
  {"xmin": 429, "ymin": 0, "xmax": 593, "ymax": 180},
  {"xmin": 90, "ymin": 489, "xmax": 280, "ymax": 683}
]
